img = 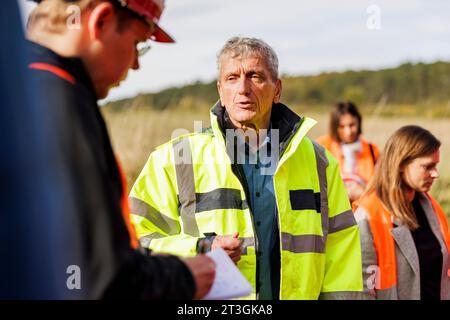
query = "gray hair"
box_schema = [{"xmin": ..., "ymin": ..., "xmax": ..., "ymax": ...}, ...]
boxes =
[{"xmin": 216, "ymin": 37, "xmax": 279, "ymax": 81}]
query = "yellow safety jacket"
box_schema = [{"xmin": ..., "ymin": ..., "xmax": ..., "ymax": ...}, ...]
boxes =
[{"xmin": 129, "ymin": 102, "xmax": 363, "ymax": 299}]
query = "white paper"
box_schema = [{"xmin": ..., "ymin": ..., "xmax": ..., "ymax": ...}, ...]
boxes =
[{"xmin": 203, "ymin": 248, "xmax": 253, "ymax": 300}]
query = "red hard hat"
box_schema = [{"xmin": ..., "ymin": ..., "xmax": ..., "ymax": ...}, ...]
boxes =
[
  {"xmin": 29, "ymin": 0, "xmax": 175, "ymax": 43},
  {"xmin": 117, "ymin": 0, "xmax": 175, "ymax": 43}
]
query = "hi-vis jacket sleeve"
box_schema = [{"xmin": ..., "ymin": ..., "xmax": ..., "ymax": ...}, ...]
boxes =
[
  {"xmin": 319, "ymin": 150, "xmax": 365, "ymax": 299},
  {"xmin": 129, "ymin": 147, "xmax": 199, "ymax": 257}
]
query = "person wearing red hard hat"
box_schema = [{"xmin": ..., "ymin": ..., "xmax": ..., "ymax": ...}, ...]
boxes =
[
  {"xmin": 117, "ymin": 0, "xmax": 175, "ymax": 43},
  {"xmin": 23, "ymin": 0, "xmax": 215, "ymax": 299}
]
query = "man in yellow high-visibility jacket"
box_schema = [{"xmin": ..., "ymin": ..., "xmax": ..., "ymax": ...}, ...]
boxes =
[{"xmin": 129, "ymin": 37, "xmax": 364, "ymax": 299}]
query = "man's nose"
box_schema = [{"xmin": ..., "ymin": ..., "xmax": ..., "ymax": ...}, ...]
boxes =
[{"xmin": 237, "ymin": 77, "xmax": 250, "ymax": 95}]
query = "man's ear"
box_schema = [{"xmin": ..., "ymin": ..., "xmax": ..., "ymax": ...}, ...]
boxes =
[
  {"xmin": 87, "ymin": 2, "xmax": 115, "ymax": 40},
  {"xmin": 217, "ymin": 81, "xmax": 225, "ymax": 106},
  {"xmin": 273, "ymin": 79, "xmax": 282, "ymax": 104}
]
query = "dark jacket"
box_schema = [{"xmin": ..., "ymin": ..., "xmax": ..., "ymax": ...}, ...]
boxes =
[{"xmin": 26, "ymin": 41, "xmax": 195, "ymax": 299}]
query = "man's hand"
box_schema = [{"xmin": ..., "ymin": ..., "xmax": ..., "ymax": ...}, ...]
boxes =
[
  {"xmin": 211, "ymin": 232, "xmax": 242, "ymax": 264},
  {"xmin": 182, "ymin": 255, "xmax": 216, "ymax": 300}
]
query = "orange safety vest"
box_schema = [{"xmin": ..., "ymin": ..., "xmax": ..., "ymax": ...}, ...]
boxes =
[
  {"xmin": 316, "ymin": 135, "xmax": 379, "ymax": 183},
  {"xmin": 29, "ymin": 62, "xmax": 139, "ymax": 249},
  {"xmin": 116, "ymin": 158, "xmax": 139, "ymax": 249},
  {"xmin": 353, "ymin": 192, "xmax": 450, "ymax": 290}
]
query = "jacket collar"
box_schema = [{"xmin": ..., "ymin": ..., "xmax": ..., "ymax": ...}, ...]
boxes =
[
  {"xmin": 390, "ymin": 224, "xmax": 420, "ymax": 276},
  {"xmin": 26, "ymin": 40, "xmax": 96, "ymax": 94},
  {"xmin": 210, "ymin": 100, "xmax": 304, "ymax": 155}
]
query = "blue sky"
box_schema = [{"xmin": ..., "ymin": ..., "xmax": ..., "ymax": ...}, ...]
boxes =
[{"xmin": 19, "ymin": 0, "xmax": 450, "ymax": 103}]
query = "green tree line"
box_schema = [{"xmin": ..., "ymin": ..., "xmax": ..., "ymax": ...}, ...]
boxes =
[{"xmin": 104, "ymin": 61, "xmax": 450, "ymax": 113}]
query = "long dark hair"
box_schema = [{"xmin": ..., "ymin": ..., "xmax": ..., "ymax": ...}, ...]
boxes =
[{"xmin": 329, "ymin": 101, "xmax": 362, "ymax": 142}]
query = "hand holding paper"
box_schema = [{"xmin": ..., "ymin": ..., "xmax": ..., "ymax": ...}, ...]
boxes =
[{"xmin": 203, "ymin": 248, "xmax": 253, "ymax": 300}]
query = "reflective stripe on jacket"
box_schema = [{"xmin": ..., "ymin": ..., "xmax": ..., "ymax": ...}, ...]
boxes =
[
  {"xmin": 130, "ymin": 102, "xmax": 364, "ymax": 299},
  {"xmin": 316, "ymin": 135, "xmax": 379, "ymax": 183},
  {"xmin": 353, "ymin": 192, "xmax": 450, "ymax": 299}
]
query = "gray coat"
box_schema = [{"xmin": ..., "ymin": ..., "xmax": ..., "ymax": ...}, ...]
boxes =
[{"xmin": 354, "ymin": 192, "xmax": 450, "ymax": 300}]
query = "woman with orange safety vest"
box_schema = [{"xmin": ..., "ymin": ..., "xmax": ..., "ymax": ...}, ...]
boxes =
[
  {"xmin": 353, "ymin": 125, "xmax": 450, "ymax": 300},
  {"xmin": 317, "ymin": 102, "xmax": 379, "ymax": 202}
]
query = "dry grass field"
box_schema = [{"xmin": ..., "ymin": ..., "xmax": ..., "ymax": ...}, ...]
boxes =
[{"xmin": 103, "ymin": 105, "xmax": 450, "ymax": 221}]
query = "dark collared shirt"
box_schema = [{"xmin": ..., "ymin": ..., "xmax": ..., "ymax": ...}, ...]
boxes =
[{"xmin": 241, "ymin": 128, "xmax": 278, "ymax": 300}]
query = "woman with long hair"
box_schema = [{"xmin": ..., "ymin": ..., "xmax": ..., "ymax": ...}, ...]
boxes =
[
  {"xmin": 317, "ymin": 102, "xmax": 379, "ymax": 202},
  {"xmin": 353, "ymin": 125, "xmax": 450, "ymax": 300}
]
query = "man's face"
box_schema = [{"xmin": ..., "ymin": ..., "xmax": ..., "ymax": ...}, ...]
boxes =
[
  {"xmin": 93, "ymin": 16, "xmax": 153, "ymax": 99},
  {"xmin": 217, "ymin": 54, "xmax": 281, "ymax": 131},
  {"xmin": 402, "ymin": 149, "xmax": 440, "ymax": 193},
  {"xmin": 337, "ymin": 113, "xmax": 360, "ymax": 144}
]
